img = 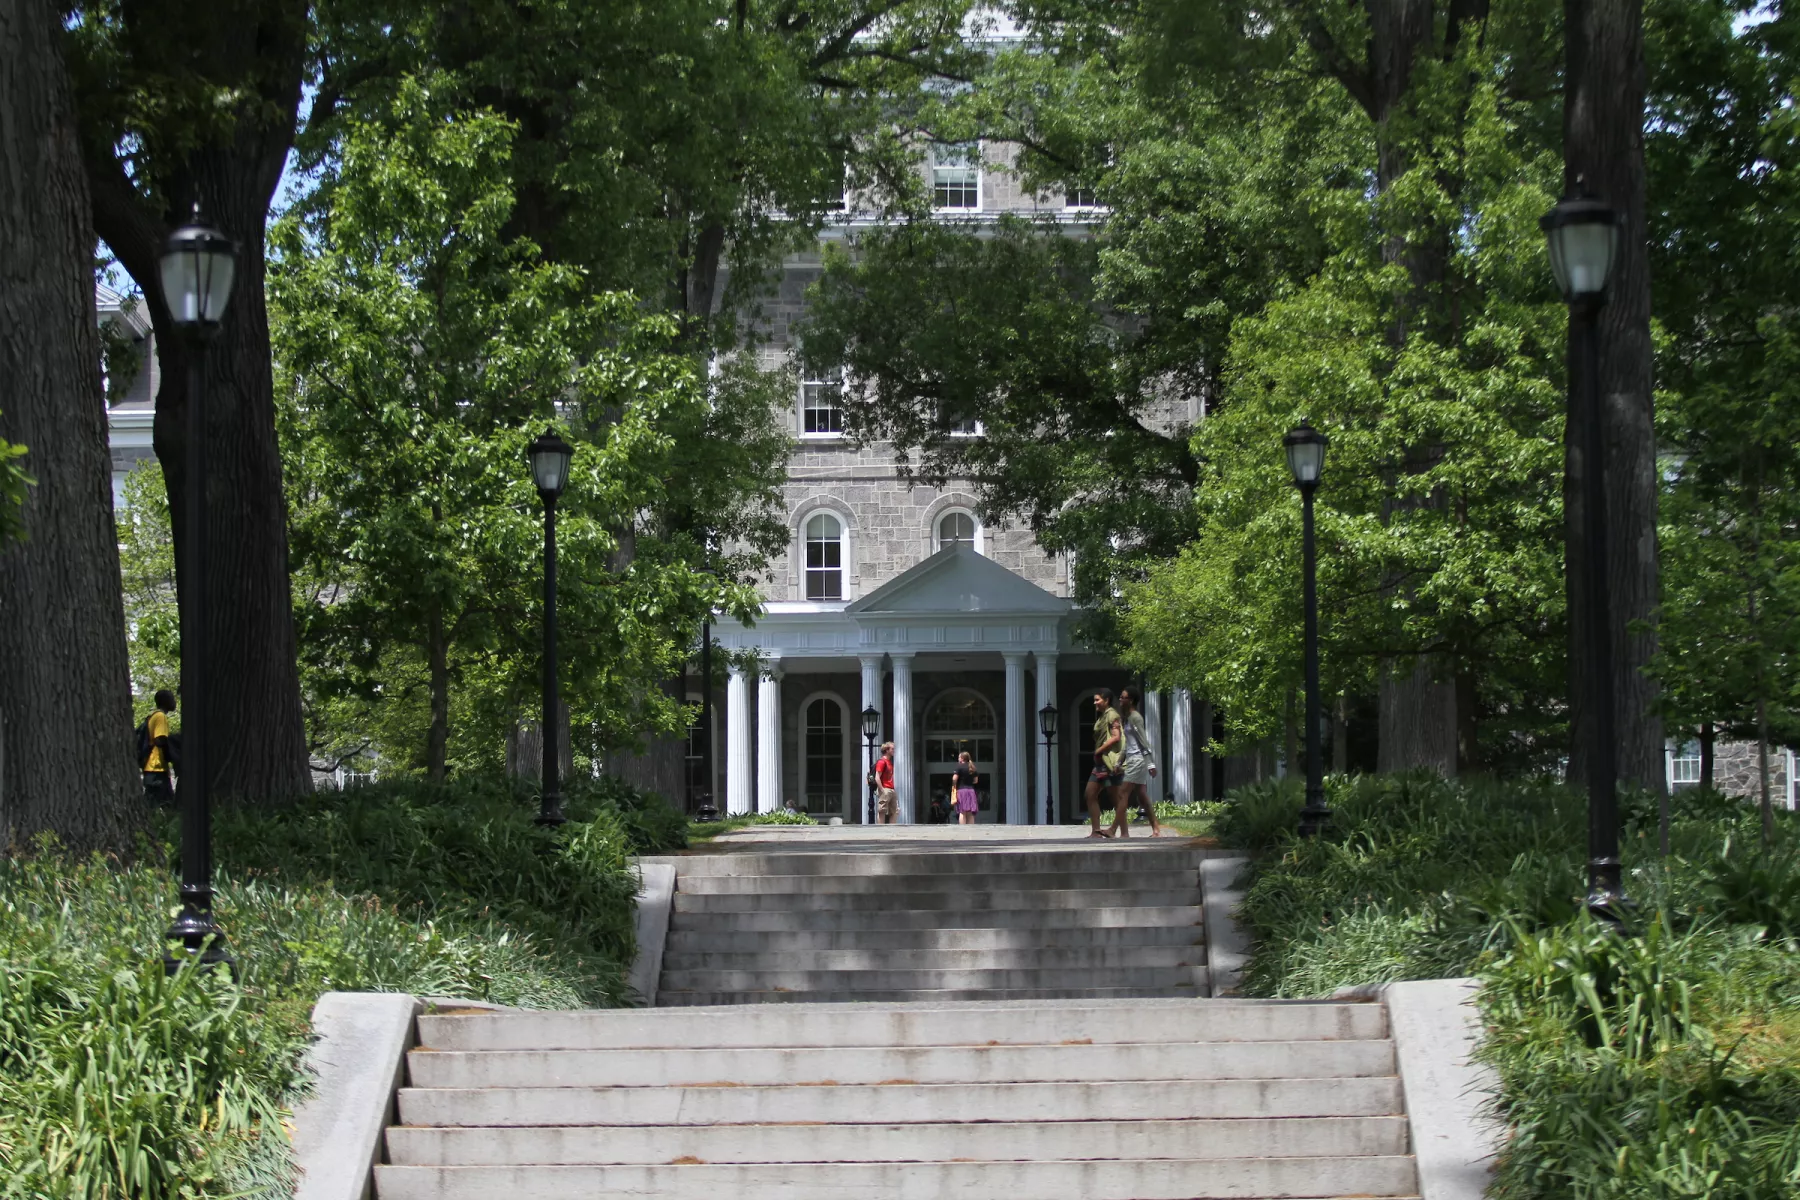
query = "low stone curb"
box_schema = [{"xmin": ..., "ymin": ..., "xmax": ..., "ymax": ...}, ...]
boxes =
[
  {"xmin": 1199, "ymin": 856, "xmax": 1250, "ymax": 996},
  {"xmin": 291, "ymin": 991, "xmax": 421, "ymax": 1200},
  {"xmin": 1384, "ymin": 977, "xmax": 1503, "ymax": 1200},
  {"xmin": 628, "ymin": 862, "xmax": 676, "ymax": 1006}
]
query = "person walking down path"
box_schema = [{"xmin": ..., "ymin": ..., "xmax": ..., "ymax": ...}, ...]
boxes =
[
  {"xmin": 1111, "ymin": 687, "xmax": 1163, "ymax": 838},
  {"xmin": 1084, "ymin": 689, "xmax": 1124, "ymax": 838},
  {"xmin": 139, "ymin": 688, "xmax": 177, "ymax": 806},
  {"xmin": 952, "ymin": 751, "xmax": 981, "ymax": 826},
  {"xmin": 875, "ymin": 742, "xmax": 898, "ymax": 824}
]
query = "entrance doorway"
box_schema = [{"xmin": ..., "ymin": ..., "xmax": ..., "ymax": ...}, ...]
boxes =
[{"xmin": 923, "ymin": 689, "xmax": 998, "ymax": 822}]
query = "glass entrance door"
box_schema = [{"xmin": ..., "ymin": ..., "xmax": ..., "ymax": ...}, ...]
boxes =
[{"xmin": 923, "ymin": 690, "xmax": 1000, "ymax": 823}]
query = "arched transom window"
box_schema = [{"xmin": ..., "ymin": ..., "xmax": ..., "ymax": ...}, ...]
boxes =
[
  {"xmin": 804, "ymin": 512, "xmax": 844, "ymax": 600},
  {"xmin": 936, "ymin": 510, "xmax": 978, "ymax": 553}
]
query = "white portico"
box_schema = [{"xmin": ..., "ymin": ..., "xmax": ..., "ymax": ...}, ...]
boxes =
[{"xmin": 713, "ymin": 544, "xmax": 1095, "ymax": 823}]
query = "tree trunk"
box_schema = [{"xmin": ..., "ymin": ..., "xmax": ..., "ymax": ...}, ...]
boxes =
[
  {"xmin": 1378, "ymin": 658, "xmax": 1458, "ymax": 775},
  {"xmin": 75, "ymin": 0, "xmax": 312, "ymax": 804},
  {"xmin": 1700, "ymin": 720, "xmax": 1714, "ymax": 788},
  {"xmin": 426, "ymin": 602, "xmax": 448, "ymax": 783},
  {"xmin": 1332, "ymin": 694, "xmax": 1349, "ymax": 775},
  {"xmin": 1347, "ymin": 1, "xmax": 1486, "ymax": 773},
  {"xmin": 0, "ymin": 0, "xmax": 138, "ymax": 853},
  {"xmin": 1562, "ymin": 0, "xmax": 1662, "ymax": 793}
]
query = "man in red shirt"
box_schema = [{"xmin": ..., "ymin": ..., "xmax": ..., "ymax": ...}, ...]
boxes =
[{"xmin": 874, "ymin": 741, "xmax": 897, "ymax": 823}]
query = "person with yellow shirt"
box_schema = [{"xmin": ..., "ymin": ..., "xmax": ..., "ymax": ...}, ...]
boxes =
[{"xmin": 140, "ymin": 689, "xmax": 177, "ymax": 805}]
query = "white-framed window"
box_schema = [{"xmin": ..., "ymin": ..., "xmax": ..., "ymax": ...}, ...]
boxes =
[
  {"xmin": 945, "ymin": 412, "xmax": 982, "ymax": 437},
  {"xmin": 935, "ymin": 510, "xmax": 981, "ymax": 554},
  {"xmin": 801, "ymin": 368, "xmax": 845, "ymax": 437},
  {"xmin": 1670, "ymin": 741, "xmax": 1702, "ymax": 788},
  {"xmin": 803, "ymin": 696, "xmax": 847, "ymax": 815},
  {"xmin": 1065, "ymin": 181, "xmax": 1100, "ymax": 209},
  {"xmin": 804, "ymin": 512, "xmax": 845, "ymax": 600},
  {"xmin": 932, "ymin": 142, "xmax": 981, "ymax": 210}
]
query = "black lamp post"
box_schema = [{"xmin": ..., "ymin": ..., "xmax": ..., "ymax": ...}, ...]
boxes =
[
  {"xmin": 1284, "ymin": 421, "xmax": 1330, "ymax": 838},
  {"xmin": 1541, "ymin": 184, "xmax": 1625, "ymax": 918},
  {"xmin": 862, "ymin": 704, "xmax": 881, "ymax": 826},
  {"xmin": 695, "ymin": 615, "xmax": 718, "ymax": 821},
  {"xmin": 529, "ymin": 429, "xmax": 574, "ymax": 827},
  {"xmin": 1039, "ymin": 701, "xmax": 1059, "ymax": 826},
  {"xmin": 159, "ymin": 204, "xmax": 238, "ymax": 972}
]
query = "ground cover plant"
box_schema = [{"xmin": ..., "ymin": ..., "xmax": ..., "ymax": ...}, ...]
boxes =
[
  {"xmin": 0, "ymin": 775, "xmax": 674, "ymax": 1199},
  {"xmin": 1223, "ymin": 773, "xmax": 1800, "ymax": 1198}
]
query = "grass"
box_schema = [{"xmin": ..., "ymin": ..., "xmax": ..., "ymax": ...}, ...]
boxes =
[
  {"xmin": 685, "ymin": 810, "xmax": 819, "ymax": 843},
  {"xmin": 0, "ymin": 773, "xmax": 681, "ymax": 1199},
  {"xmin": 1219, "ymin": 773, "xmax": 1800, "ymax": 1199}
]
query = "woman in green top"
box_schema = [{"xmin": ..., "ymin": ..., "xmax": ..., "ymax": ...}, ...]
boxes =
[{"xmin": 1083, "ymin": 689, "xmax": 1124, "ymax": 838}]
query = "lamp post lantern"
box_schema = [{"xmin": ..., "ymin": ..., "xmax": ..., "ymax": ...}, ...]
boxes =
[
  {"xmin": 1284, "ymin": 420, "xmax": 1330, "ymax": 838},
  {"xmin": 862, "ymin": 705, "xmax": 881, "ymax": 826},
  {"xmin": 529, "ymin": 429, "xmax": 574, "ymax": 827},
  {"xmin": 159, "ymin": 204, "xmax": 238, "ymax": 972},
  {"xmin": 1541, "ymin": 184, "xmax": 1626, "ymax": 919},
  {"xmin": 1039, "ymin": 701, "xmax": 1059, "ymax": 826}
]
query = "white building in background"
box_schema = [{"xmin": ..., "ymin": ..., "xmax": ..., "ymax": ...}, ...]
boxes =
[
  {"xmin": 694, "ymin": 143, "xmax": 1207, "ymax": 824},
  {"xmin": 98, "ymin": 284, "xmax": 160, "ymax": 506}
]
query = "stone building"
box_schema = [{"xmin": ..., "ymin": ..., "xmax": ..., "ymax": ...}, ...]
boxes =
[{"xmin": 697, "ymin": 143, "xmax": 1208, "ymax": 824}]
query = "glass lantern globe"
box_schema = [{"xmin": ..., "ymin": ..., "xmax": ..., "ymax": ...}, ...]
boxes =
[
  {"xmin": 159, "ymin": 207, "xmax": 238, "ymax": 332},
  {"xmin": 528, "ymin": 430, "xmax": 574, "ymax": 498}
]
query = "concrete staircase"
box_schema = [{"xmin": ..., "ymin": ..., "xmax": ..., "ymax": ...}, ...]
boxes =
[
  {"xmin": 654, "ymin": 840, "xmax": 1209, "ymax": 1004},
  {"xmin": 376, "ymin": 997, "xmax": 1419, "ymax": 1199}
]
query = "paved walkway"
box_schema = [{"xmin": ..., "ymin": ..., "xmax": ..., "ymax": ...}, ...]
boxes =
[{"xmin": 689, "ymin": 823, "xmax": 1232, "ymax": 855}]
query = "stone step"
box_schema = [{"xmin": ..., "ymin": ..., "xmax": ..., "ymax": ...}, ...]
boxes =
[
  {"xmin": 386, "ymin": 1114, "xmax": 1410, "ymax": 1166},
  {"xmin": 665, "ymin": 904, "xmax": 1203, "ymax": 933},
  {"xmin": 672, "ymin": 869, "xmax": 1197, "ymax": 895},
  {"xmin": 416, "ymin": 999, "xmax": 1387, "ymax": 1051},
  {"xmin": 406, "ymin": 1038, "xmax": 1394, "ymax": 1090},
  {"xmin": 656, "ymin": 985, "xmax": 1207, "ymax": 1004},
  {"xmin": 662, "ymin": 924, "xmax": 1201, "ymax": 953},
  {"xmin": 396, "ymin": 1075, "xmax": 1405, "ymax": 1128},
  {"xmin": 660, "ymin": 944, "xmax": 1198, "ymax": 972},
  {"xmin": 374, "ymin": 1155, "xmax": 1418, "ymax": 1199},
  {"xmin": 657, "ymin": 964, "xmax": 1204, "ymax": 993},
  {"xmin": 671, "ymin": 887, "xmax": 1201, "ymax": 913},
  {"xmin": 645, "ymin": 848, "xmax": 1205, "ymax": 877}
]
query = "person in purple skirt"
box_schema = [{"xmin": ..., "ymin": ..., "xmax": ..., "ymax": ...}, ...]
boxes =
[{"xmin": 952, "ymin": 750, "xmax": 981, "ymax": 826}]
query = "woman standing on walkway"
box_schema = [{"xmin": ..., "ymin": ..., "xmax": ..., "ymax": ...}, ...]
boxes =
[
  {"xmin": 952, "ymin": 750, "xmax": 981, "ymax": 826},
  {"xmin": 1112, "ymin": 687, "xmax": 1164, "ymax": 838}
]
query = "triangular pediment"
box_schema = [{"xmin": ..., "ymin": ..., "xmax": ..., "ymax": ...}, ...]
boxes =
[{"xmin": 846, "ymin": 544, "xmax": 1071, "ymax": 617}]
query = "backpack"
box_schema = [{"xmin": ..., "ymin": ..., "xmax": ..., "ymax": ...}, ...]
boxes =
[{"xmin": 135, "ymin": 717, "xmax": 153, "ymax": 770}]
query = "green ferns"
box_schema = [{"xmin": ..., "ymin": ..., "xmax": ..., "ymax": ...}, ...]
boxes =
[{"xmin": 1225, "ymin": 773, "xmax": 1800, "ymax": 1199}]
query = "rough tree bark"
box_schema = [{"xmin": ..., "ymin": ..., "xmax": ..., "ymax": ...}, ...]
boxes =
[
  {"xmin": 1562, "ymin": 0, "xmax": 1663, "ymax": 792},
  {"xmin": 0, "ymin": 0, "xmax": 138, "ymax": 852},
  {"xmin": 73, "ymin": 0, "xmax": 313, "ymax": 801}
]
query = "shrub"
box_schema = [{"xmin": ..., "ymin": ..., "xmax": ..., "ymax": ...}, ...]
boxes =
[
  {"xmin": 1220, "ymin": 770, "xmax": 1800, "ymax": 1200},
  {"xmin": 1, "ymin": 775, "xmax": 645, "ymax": 1198}
]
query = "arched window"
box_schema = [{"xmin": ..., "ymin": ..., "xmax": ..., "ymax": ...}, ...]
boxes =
[
  {"xmin": 936, "ymin": 510, "xmax": 979, "ymax": 553},
  {"xmin": 804, "ymin": 697, "xmax": 845, "ymax": 813},
  {"xmin": 805, "ymin": 512, "xmax": 844, "ymax": 600}
]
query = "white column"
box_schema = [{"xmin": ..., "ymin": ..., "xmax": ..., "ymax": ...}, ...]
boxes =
[
  {"xmin": 726, "ymin": 664, "xmax": 753, "ymax": 815},
  {"xmin": 891, "ymin": 653, "xmax": 917, "ymax": 823},
  {"xmin": 756, "ymin": 661, "xmax": 783, "ymax": 813},
  {"xmin": 859, "ymin": 653, "xmax": 884, "ymax": 825},
  {"xmin": 1145, "ymin": 690, "xmax": 1166, "ymax": 805},
  {"xmin": 1034, "ymin": 653, "xmax": 1058, "ymax": 825},
  {"xmin": 1003, "ymin": 652, "xmax": 1029, "ymax": 825},
  {"xmin": 1170, "ymin": 688, "xmax": 1194, "ymax": 805}
]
